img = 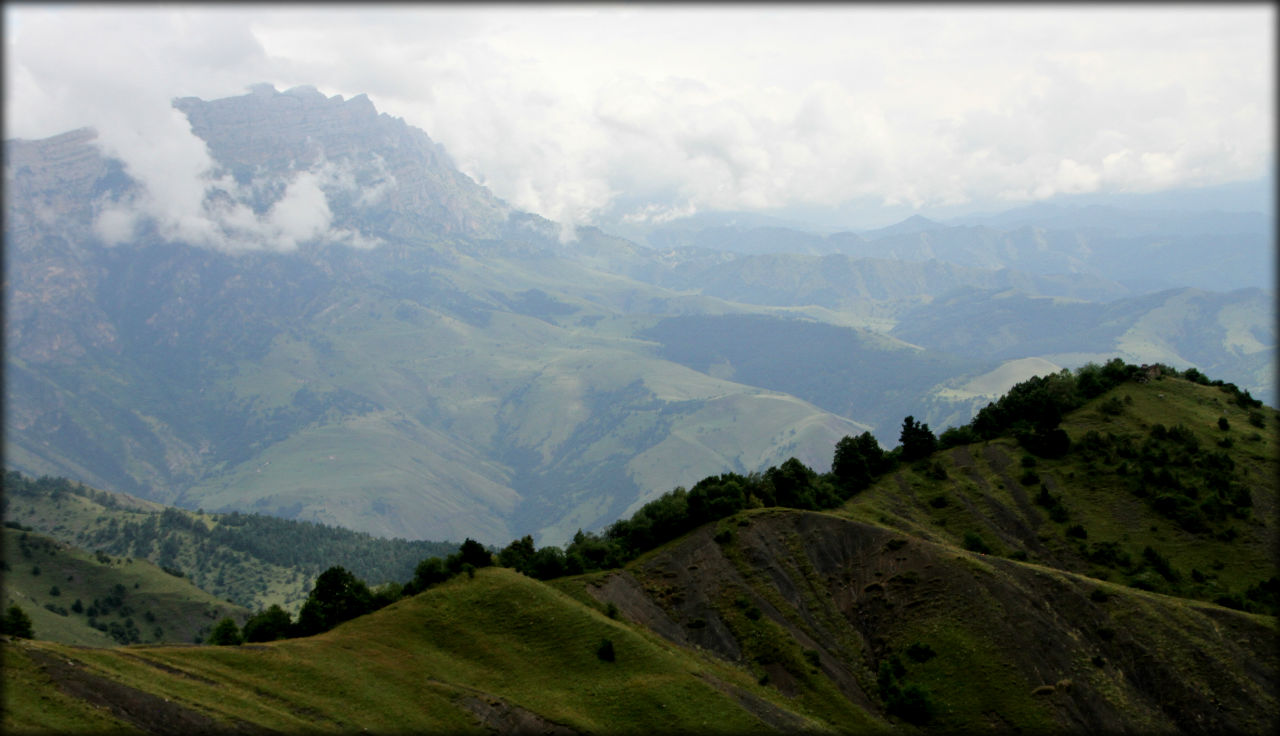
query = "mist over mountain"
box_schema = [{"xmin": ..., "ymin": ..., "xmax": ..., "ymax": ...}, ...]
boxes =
[{"xmin": 4, "ymin": 84, "xmax": 1274, "ymax": 546}]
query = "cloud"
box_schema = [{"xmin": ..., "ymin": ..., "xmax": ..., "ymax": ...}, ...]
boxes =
[{"xmin": 6, "ymin": 5, "xmax": 1273, "ymax": 234}]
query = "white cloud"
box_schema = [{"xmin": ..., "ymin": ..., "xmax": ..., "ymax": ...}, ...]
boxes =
[{"xmin": 5, "ymin": 4, "xmax": 1273, "ymax": 233}]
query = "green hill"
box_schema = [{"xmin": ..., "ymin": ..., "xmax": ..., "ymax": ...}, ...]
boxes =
[
  {"xmin": 3, "ymin": 566, "xmax": 838, "ymax": 734},
  {"xmin": 4, "ymin": 363, "xmax": 1276, "ymax": 733},
  {"xmin": 2, "ymin": 527, "xmax": 248, "ymax": 646},
  {"xmin": 3, "ymin": 473, "xmax": 458, "ymax": 612},
  {"xmin": 841, "ymin": 372, "xmax": 1278, "ymax": 613},
  {"xmin": 586, "ymin": 508, "xmax": 1276, "ymax": 733}
]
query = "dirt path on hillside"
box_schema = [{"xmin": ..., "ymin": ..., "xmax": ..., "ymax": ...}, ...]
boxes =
[
  {"xmin": 25, "ymin": 646, "xmax": 269, "ymax": 734},
  {"xmin": 458, "ymin": 694, "xmax": 579, "ymax": 735}
]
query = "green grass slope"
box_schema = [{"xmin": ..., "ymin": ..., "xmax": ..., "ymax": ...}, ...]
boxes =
[
  {"xmin": 3, "ymin": 528, "xmax": 249, "ymax": 646},
  {"xmin": 4, "ymin": 473, "xmax": 457, "ymax": 613},
  {"xmin": 587, "ymin": 508, "xmax": 1276, "ymax": 733},
  {"xmin": 841, "ymin": 374, "xmax": 1278, "ymax": 611},
  {"xmin": 4, "ymin": 566, "xmax": 839, "ymax": 734}
]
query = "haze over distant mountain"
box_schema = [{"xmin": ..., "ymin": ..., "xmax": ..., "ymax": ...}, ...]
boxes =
[{"xmin": 5, "ymin": 84, "xmax": 1273, "ymax": 546}]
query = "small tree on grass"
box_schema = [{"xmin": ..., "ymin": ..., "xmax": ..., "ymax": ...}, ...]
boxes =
[
  {"xmin": 242, "ymin": 605, "xmax": 292, "ymax": 643},
  {"xmin": 1, "ymin": 605, "xmax": 34, "ymax": 639},
  {"xmin": 208, "ymin": 617, "xmax": 242, "ymax": 646},
  {"xmin": 597, "ymin": 638, "xmax": 616, "ymax": 662},
  {"xmin": 294, "ymin": 566, "xmax": 374, "ymax": 637}
]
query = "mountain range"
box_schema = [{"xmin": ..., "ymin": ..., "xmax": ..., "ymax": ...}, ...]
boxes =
[
  {"xmin": 4, "ymin": 84, "xmax": 1274, "ymax": 547},
  {"xmin": 5, "ymin": 367, "xmax": 1276, "ymax": 733}
]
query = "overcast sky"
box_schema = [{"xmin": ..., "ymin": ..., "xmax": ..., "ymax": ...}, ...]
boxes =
[{"xmin": 5, "ymin": 4, "xmax": 1274, "ymax": 232}]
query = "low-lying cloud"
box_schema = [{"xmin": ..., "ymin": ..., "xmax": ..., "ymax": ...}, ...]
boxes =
[{"xmin": 6, "ymin": 5, "xmax": 1273, "ymax": 235}]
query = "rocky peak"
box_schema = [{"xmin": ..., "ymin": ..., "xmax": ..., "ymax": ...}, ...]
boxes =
[{"xmin": 173, "ymin": 84, "xmax": 510, "ymax": 241}]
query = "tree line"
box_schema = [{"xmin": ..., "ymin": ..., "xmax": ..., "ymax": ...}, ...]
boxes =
[{"xmin": 218, "ymin": 358, "xmax": 1190, "ymax": 643}]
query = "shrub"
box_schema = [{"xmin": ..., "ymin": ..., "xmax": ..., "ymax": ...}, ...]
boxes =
[
  {"xmin": 1, "ymin": 606, "xmax": 34, "ymax": 638},
  {"xmin": 886, "ymin": 684, "xmax": 935, "ymax": 724},
  {"xmin": 207, "ymin": 617, "xmax": 243, "ymax": 646},
  {"xmin": 928, "ymin": 494, "xmax": 949, "ymax": 509},
  {"xmin": 804, "ymin": 649, "xmax": 821, "ymax": 668},
  {"xmin": 905, "ymin": 642, "xmax": 936, "ymax": 663},
  {"xmin": 1065, "ymin": 524, "xmax": 1088, "ymax": 539},
  {"xmin": 1099, "ymin": 396, "xmax": 1125, "ymax": 416},
  {"xmin": 1218, "ymin": 417, "xmax": 1230, "ymax": 431},
  {"xmin": 243, "ymin": 605, "xmax": 292, "ymax": 643},
  {"xmin": 1142, "ymin": 546, "xmax": 1180, "ymax": 583},
  {"xmin": 596, "ymin": 638, "xmax": 616, "ymax": 662},
  {"xmin": 294, "ymin": 566, "xmax": 374, "ymax": 637},
  {"xmin": 962, "ymin": 532, "xmax": 991, "ymax": 554}
]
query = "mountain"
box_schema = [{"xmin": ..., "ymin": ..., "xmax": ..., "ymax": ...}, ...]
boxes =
[
  {"xmin": 895, "ymin": 286, "xmax": 1276, "ymax": 408},
  {"xmin": 4, "ymin": 87, "xmax": 874, "ymax": 546},
  {"xmin": 2, "ymin": 472, "xmax": 458, "ymax": 612},
  {"xmin": 2, "ymin": 524, "xmax": 250, "ymax": 647},
  {"xmin": 5, "ymin": 84, "xmax": 1274, "ymax": 549},
  {"xmin": 5, "ymin": 370, "xmax": 1275, "ymax": 733}
]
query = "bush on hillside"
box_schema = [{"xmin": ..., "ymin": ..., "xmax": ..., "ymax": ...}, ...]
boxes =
[
  {"xmin": 1, "ymin": 605, "xmax": 34, "ymax": 639},
  {"xmin": 242, "ymin": 604, "xmax": 292, "ymax": 643},
  {"xmin": 208, "ymin": 617, "xmax": 243, "ymax": 646},
  {"xmin": 294, "ymin": 566, "xmax": 374, "ymax": 637}
]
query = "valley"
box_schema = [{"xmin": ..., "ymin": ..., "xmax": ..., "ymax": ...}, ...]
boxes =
[{"xmin": 4, "ymin": 85, "xmax": 1273, "ymax": 547}]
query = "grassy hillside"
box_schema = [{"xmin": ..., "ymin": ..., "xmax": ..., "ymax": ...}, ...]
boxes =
[
  {"xmin": 2, "ymin": 527, "xmax": 249, "ymax": 646},
  {"xmin": 4, "ymin": 473, "xmax": 457, "ymax": 612},
  {"xmin": 3, "ymin": 566, "xmax": 840, "ymax": 734},
  {"xmin": 840, "ymin": 374, "xmax": 1278, "ymax": 612},
  {"xmin": 587, "ymin": 509, "xmax": 1276, "ymax": 733},
  {"xmin": 5, "ymin": 364, "xmax": 1275, "ymax": 733}
]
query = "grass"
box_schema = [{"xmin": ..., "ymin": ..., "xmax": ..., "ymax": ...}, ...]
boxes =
[
  {"xmin": 5, "ymin": 486, "xmax": 313, "ymax": 614},
  {"xmin": 5, "ymin": 567, "xmax": 833, "ymax": 734},
  {"xmin": 0, "ymin": 643, "xmax": 140, "ymax": 734},
  {"xmin": 839, "ymin": 376, "xmax": 1278, "ymax": 610},
  {"xmin": 3, "ymin": 528, "xmax": 249, "ymax": 646}
]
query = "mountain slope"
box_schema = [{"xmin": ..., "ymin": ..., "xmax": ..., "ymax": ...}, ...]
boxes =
[
  {"xmin": 843, "ymin": 374, "xmax": 1278, "ymax": 612},
  {"xmin": 3, "ymin": 566, "xmax": 842, "ymax": 734},
  {"xmin": 3, "ymin": 473, "xmax": 458, "ymax": 612},
  {"xmin": 2, "ymin": 526, "xmax": 250, "ymax": 647},
  {"xmin": 5, "ymin": 84, "xmax": 1273, "ymax": 548},
  {"xmin": 6, "ymin": 367, "xmax": 1276, "ymax": 734},
  {"xmin": 893, "ymin": 286, "xmax": 1276, "ymax": 406},
  {"xmin": 586, "ymin": 507, "xmax": 1275, "ymax": 733}
]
